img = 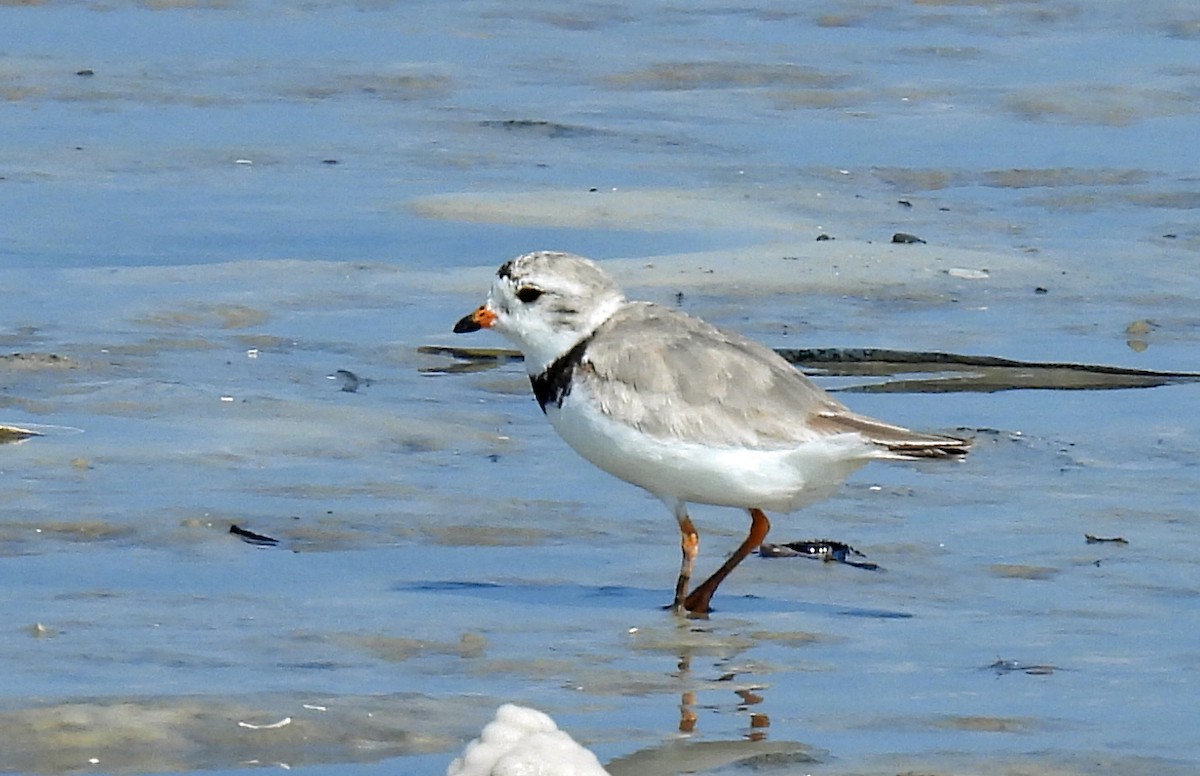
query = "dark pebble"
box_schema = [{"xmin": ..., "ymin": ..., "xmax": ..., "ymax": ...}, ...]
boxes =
[
  {"xmin": 815, "ymin": 234, "xmax": 834, "ymax": 241},
  {"xmin": 891, "ymin": 232, "xmax": 926, "ymax": 244},
  {"xmin": 329, "ymin": 369, "xmax": 374, "ymax": 393}
]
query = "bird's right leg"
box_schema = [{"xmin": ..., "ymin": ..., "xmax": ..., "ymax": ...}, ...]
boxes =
[
  {"xmin": 672, "ymin": 504, "xmax": 699, "ymax": 615},
  {"xmin": 683, "ymin": 508, "xmax": 771, "ymax": 615}
]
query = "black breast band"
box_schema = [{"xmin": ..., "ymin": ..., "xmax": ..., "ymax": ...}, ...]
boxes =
[{"xmin": 530, "ymin": 336, "xmax": 592, "ymax": 413}]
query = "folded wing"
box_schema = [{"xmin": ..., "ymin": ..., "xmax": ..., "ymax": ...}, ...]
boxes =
[{"xmin": 578, "ymin": 302, "xmax": 968, "ymax": 457}]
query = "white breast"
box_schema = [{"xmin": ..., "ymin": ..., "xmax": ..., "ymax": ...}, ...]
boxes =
[{"xmin": 546, "ymin": 380, "xmax": 878, "ymax": 513}]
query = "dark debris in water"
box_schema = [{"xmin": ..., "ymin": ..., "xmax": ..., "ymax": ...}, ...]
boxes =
[
  {"xmin": 418, "ymin": 345, "xmax": 523, "ymax": 374},
  {"xmin": 230, "ymin": 524, "xmax": 280, "ymax": 547},
  {"xmin": 327, "ymin": 368, "xmax": 374, "ymax": 393},
  {"xmin": 420, "ymin": 344, "xmax": 1200, "ymax": 393},
  {"xmin": 478, "ymin": 119, "xmax": 608, "ymax": 139},
  {"xmin": 986, "ymin": 658, "xmax": 1059, "ymax": 676},
  {"xmin": 777, "ymin": 347, "xmax": 1200, "ymax": 393},
  {"xmin": 759, "ymin": 540, "xmax": 881, "ymax": 570},
  {"xmin": 1086, "ymin": 533, "xmax": 1128, "ymax": 545}
]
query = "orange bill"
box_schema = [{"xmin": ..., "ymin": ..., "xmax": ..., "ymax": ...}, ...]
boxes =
[{"xmin": 453, "ymin": 305, "xmax": 496, "ymax": 333}]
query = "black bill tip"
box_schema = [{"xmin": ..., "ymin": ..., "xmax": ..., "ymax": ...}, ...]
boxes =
[{"xmin": 453, "ymin": 314, "xmax": 482, "ymax": 333}]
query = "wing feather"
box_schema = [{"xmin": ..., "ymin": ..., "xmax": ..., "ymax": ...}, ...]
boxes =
[
  {"xmin": 577, "ymin": 303, "xmax": 847, "ymax": 449},
  {"xmin": 577, "ymin": 302, "xmax": 969, "ymax": 456}
]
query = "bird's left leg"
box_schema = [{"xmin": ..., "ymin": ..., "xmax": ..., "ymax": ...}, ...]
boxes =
[{"xmin": 671, "ymin": 502, "xmax": 699, "ymax": 615}]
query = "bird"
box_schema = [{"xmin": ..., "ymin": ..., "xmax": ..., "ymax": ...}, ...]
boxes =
[{"xmin": 453, "ymin": 251, "xmax": 968, "ymax": 615}]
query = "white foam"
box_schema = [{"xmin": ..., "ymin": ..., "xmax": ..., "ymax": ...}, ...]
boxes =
[{"xmin": 447, "ymin": 704, "xmax": 609, "ymax": 776}]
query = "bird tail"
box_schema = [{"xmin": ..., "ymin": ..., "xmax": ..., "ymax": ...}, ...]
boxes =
[{"xmin": 814, "ymin": 412, "xmax": 970, "ymax": 460}]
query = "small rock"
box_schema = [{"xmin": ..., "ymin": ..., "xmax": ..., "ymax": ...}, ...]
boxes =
[
  {"xmin": 0, "ymin": 424, "xmax": 41, "ymax": 444},
  {"xmin": 328, "ymin": 369, "xmax": 374, "ymax": 393},
  {"xmin": 28, "ymin": 622, "xmax": 56, "ymax": 638},
  {"xmin": 947, "ymin": 267, "xmax": 990, "ymax": 280},
  {"xmin": 891, "ymin": 232, "xmax": 926, "ymax": 244}
]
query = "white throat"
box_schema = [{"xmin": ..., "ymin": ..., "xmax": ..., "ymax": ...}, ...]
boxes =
[{"xmin": 515, "ymin": 294, "xmax": 623, "ymax": 376}]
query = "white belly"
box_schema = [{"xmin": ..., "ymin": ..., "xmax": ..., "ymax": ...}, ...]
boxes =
[{"xmin": 546, "ymin": 384, "xmax": 877, "ymax": 513}]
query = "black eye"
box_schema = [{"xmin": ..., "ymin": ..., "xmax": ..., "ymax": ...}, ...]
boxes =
[{"xmin": 516, "ymin": 286, "xmax": 544, "ymax": 303}]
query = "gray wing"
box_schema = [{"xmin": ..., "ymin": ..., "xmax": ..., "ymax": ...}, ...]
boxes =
[
  {"xmin": 577, "ymin": 303, "xmax": 849, "ymax": 449},
  {"xmin": 579, "ymin": 302, "xmax": 968, "ymax": 456}
]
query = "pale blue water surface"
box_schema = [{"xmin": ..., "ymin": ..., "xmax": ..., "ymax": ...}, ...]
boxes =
[{"xmin": 1, "ymin": 1, "xmax": 1198, "ymax": 774}]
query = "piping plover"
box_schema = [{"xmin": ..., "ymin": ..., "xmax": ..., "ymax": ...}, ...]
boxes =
[{"xmin": 454, "ymin": 251, "xmax": 968, "ymax": 615}]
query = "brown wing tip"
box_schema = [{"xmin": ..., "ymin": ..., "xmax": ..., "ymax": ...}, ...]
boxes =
[
  {"xmin": 816, "ymin": 411, "xmax": 972, "ymax": 459},
  {"xmin": 885, "ymin": 435, "xmax": 971, "ymax": 459}
]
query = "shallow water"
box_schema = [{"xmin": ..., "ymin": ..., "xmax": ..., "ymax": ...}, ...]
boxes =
[{"xmin": 2, "ymin": 1, "xmax": 1199, "ymax": 774}]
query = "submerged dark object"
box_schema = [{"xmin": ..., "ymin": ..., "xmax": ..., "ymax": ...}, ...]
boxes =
[
  {"xmin": 773, "ymin": 347, "xmax": 1200, "ymax": 393},
  {"xmin": 1085, "ymin": 534, "xmax": 1129, "ymax": 544},
  {"xmin": 328, "ymin": 369, "xmax": 374, "ymax": 393},
  {"xmin": 759, "ymin": 540, "xmax": 880, "ymax": 570},
  {"xmin": 230, "ymin": 524, "xmax": 279, "ymax": 547},
  {"xmin": 986, "ymin": 658, "xmax": 1058, "ymax": 676},
  {"xmin": 420, "ymin": 344, "xmax": 1200, "ymax": 393}
]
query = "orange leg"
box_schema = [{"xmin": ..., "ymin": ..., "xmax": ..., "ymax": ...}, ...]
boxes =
[
  {"xmin": 683, "ymin": 508, "xmax": 771, "ymax": 615},
  {"xmin": 673, "ymin": 512, "xmax": 700, "ymax": 614}
]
